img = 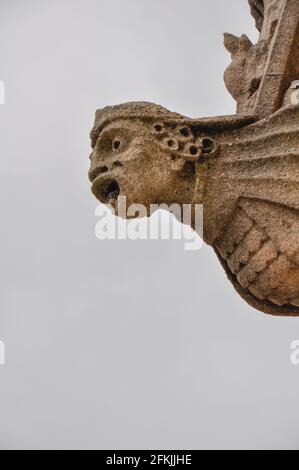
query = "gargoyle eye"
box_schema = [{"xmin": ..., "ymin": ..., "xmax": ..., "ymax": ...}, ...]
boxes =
[{"xmin": 112, "ymin": 139, "xmax": 121, "ymax": 151}]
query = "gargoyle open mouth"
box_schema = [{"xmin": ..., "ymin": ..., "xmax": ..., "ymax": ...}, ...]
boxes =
[{"xmin": 91, "ymin": 176, "xmax": 120, "ymax": 206}]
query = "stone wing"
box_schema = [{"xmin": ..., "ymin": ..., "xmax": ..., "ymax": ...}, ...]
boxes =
[{"xmin": 215, "ymin": 197, "xmax": 299, "ymax": 315}]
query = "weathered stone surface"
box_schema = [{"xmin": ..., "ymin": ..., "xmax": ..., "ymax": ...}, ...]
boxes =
[{"xmin": 88, "ymin": 1, "xmax": 299, "ymax": 316}]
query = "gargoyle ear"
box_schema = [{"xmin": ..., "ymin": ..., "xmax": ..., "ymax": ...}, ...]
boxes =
[
  {"xmin": 239, "ymin": 34, "xmax": 253, "ymax": 52},
  {"xmin": 224, "ymin": 33, "xmax": 240, "ymax": 55},
  {"xmin": 224, "ymin": 33, "xmax": 252, "ymax": 55}
]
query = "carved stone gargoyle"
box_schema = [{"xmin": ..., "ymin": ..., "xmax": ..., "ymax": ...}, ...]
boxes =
[{"xmin": 88, "ymin": 0, "xmax": 299, "ymax": 316}]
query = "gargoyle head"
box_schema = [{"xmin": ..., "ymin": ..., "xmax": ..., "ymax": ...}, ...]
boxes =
[{"xmin": 88, "ymin": 102, "xmax": 217, "ymax": 217}]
